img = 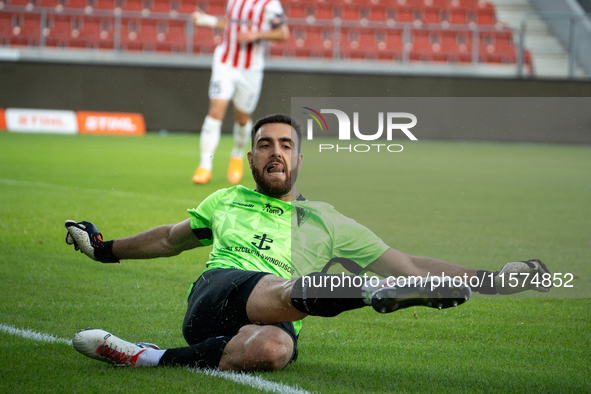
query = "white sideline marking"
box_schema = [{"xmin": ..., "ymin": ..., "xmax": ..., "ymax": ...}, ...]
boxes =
[
  {"xmin": 0, "ymin": 323, "xmax": 73, "ymax": 346},
  {"xmin": 1, "ymin": 323, "xmax": 316, "ymax": 394},
  {"xmin": 194, "ymin": 368, "xmax": 315, "ymax": 394}
]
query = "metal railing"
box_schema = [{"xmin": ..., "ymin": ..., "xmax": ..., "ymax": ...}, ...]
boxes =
[{"xmin": 518, "ymin": 10, "xmax": 591, "ymax": 78}]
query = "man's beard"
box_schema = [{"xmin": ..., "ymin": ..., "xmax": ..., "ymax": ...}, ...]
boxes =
[{"xmin": 252, "ymin": 164, "xmax": 294, "ymax": 199}]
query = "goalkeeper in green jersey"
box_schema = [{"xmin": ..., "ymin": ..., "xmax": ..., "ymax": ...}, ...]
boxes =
[{"xmin": 65, "ymin": 114, "xmax": 551, "ymax": 371}]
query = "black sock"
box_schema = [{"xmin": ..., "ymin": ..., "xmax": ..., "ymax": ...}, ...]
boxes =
[
  {"xmin": 159, "ymin": 336, "xmax": 230, "ymax": 368},
  {"xmin": 290, "ymin": 272, "xmax": 367, "ymax": 317}
]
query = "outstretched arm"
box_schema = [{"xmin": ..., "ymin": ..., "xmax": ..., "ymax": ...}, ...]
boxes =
[
  {"xmin": 192, "ymin": 11, "xmax": 226, "ymax": 29},
  {"xmin": 112, "ymin": 219, "xmax": 202, "ymax": 260},
  {"xmin": 237, "ymin": 24, "xmax": 289, "ymax": 44},
  {"xmin": 65, "ymin": 219, "xmax": 202, "ymax": 262},
  {"xmin": 365, "ymin": 248, "xmax": 551, "ymax": 295}
]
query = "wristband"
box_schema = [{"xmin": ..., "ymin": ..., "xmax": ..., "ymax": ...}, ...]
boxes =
[
  {"xmin": 94, "ymin": 240, "xmax": 120, "ymax": 263},
  {"xmin": 195, "ymin": 13, "xmax": 218, "ymax": 28}
]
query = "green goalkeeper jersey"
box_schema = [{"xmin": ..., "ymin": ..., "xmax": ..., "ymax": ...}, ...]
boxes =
[
  {"xmin": 188, "ymin": 185, "xmax": 388, "ymax": 278},
  {"xmin": 188, "ymin": 185, "xmax": 389, "ymax": 334}
]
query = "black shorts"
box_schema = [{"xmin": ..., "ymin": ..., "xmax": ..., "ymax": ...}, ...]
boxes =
[{"xmin": 182, "ymin": 268, "xmax": 299, "ymax": 363}]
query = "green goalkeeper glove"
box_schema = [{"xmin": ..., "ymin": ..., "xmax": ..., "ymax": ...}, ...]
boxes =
[{"xmin": 65, "ymin": 220, "xmax": 119, "ymax": 263}]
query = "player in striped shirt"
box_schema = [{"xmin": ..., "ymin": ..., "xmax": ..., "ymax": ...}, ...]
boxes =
[
  {"xmin": 191, "ymin": 0, "xmax": 289, "ymax": 185},
  {"xmin": 66, "ymin": 114, "xmax": 551, "ymax": 372}
]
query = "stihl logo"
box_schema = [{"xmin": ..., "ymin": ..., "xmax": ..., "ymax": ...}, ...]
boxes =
[
  {"xmin": 85, "ymin": 116, "xmax": 137, "ymax": 132},
  {"xmin": 18, "ymin": 115, "xmax": 66, "ymax": 127},
  {"xmin": 304, "ymin": 108, "xmax": 418, "ymax": 141}
]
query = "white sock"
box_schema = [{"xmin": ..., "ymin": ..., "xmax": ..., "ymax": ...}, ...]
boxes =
[
  {"xmin": 230, "ymin": 119, "xmax": 252, "ymax": 159},
  {"xmin": 199, "ymin": 116, "xmax": 222, "ymax": 170},
  {"xmin": 136, "ymin": 348, "xmax": 166, "ymax": 367}
]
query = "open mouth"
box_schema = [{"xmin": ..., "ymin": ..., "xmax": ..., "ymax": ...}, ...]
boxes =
[{"xmin": 266, "ymin": 163, "xmax": 285, "ymax": 175}]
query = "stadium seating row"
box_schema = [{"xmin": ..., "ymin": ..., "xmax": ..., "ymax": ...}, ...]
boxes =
[
  {"xmin": 0, "ymin": 11, "xmax": 515, "ymax": 59},
  {"xmin": 0, "ymin": 0, "xmax": 226, "ymax": 15},
  {"xmin": 1, "ymin": 0, "xmax": 496, "ymax": 25},
  {"xmin": 0, "ymin": 11, "xmax": 222, "ymax": 52},
  {"xmin": 285, "ymin": 3, "xmax": 495, "ymax": 25},
  {"xmin": 0, "ymin": 1, "xmax": 531, "ymax": 71},
  {"xmin": 269, "ymin": 25, "xmax": 520, "ymax": 64}
]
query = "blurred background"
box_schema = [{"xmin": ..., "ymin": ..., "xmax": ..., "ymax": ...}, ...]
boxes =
[{"xmin": 1, "ymin": 0, "xmax": 590, "ymax": 139}]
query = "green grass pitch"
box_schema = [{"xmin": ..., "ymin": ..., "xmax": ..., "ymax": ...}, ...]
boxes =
[{"xmin": 0, "ymin": 131, "xmax": 589, "ymax": 393}]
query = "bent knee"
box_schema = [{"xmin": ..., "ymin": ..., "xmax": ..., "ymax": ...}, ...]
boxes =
[{"xmin": 236, "ymin": 325, "xmax": 293, "ymax": 370}]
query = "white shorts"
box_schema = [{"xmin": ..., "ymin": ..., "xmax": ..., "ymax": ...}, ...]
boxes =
[{"xmin": 208, "ymin": 61, "xmax": 264, "ymax": 114}]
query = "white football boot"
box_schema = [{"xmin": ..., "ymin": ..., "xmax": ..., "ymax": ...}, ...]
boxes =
[{"xmin": 73, "ymin": 328, "xmax": 159, "ymax": 367}]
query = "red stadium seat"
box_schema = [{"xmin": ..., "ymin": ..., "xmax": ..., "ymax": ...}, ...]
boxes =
[
  {"xmin": 1, "ymin": 13, "xmax": 41, "ymax": 46},
  {"xmin": 478, "ymin": 27, "xmax": 517, "ymax": 64},
  {"xmin": 6, "ymin": 0, "xmax": 30, "ymax": 6},
  {"xmin": 341, "ymin": 4, "xmax": 360, "ymax": 21},
  {"xmin": 475, "ymin": 2, "xmax": 496, "ymax": 25},
  {"xmin": 163, "ymin": 20, "xmax": 186, "ymax": 51},
  {"xmin": 79, "ymin": 16, "xmax": 115, "ymax": 49},
  {"xmin": 339, "ymin": 27, "xmax": 367, "ymax": 59},
  {"xmin": 270, "ymin": 25, "xmax": 333, "ymax": 58},
  {"xmin": 58, "ymin": 0, "xmax": 86, "ymax": 9},
  {"xmin": 373, "ymin": 28, "xmax": 404, "ymax": 60},
  {"xmin": 422, "ymin": 6, "xmax": 443, "ymax": 24},
  {"xmin": 121, "ymin": 0, "xmax": 142, "ymax": 11},
  {"xmin": 285, "ymin": 2, "xmax": 306, "ymax": 19},
  {"xmin": 393, "ymin": 5, "xmax": 415, "ymax": 23},
  {"xmin": 44, "ymin": 13, "xmax": 72, "ymax": 47},
  {"xmin": 67, "ymin": 16, "xmax": 92, "ymax": 48},
  {"xmin": 92, "ymin": 0, "xmax": 115, "ymax": 10},
  {"xmin": 192, "ymin": 25, "xmax": 221, "ymax": 54},
  {"xmin": 0, "ymin": 12, "xmax": 14, "ymax": 45},
  {"xmin": 450, "ymin": 0, "xmax": 479, "ymax": 9},
  {"xmin": 409, "ymin": 29, "xmax": 452, "ymax": 62},
  {"xmin": 447, "ymin": 7, "xmax": 468, "ymax": 24},
  {"xmin": 440, "ymin": 29, "xmax": 472, "ymax": 62},
  {"xmin": 179, "ymin": 0, "xmax": 198, "ymax": 14},
  {"xmin": 136, "ymin": 18, "xmax": 158, "ymax": 49},
  {"xmin": 360, "ymin": 5, "xmax": 386, "ymax": 22},
  {"xmin": 120, "ymin": 17, "xmax": 144, "ymax": 50},
  {"xmin": 340, "ymin": 27, "xmax": 403, "ymax": 61},
  {"xmin": 423, "ymin": 0, "xmax": 450, "ymax": 8},
  {"xmin": 304, "ymin": 26, "xmax": 333, "ymax": 57},
  {"xmin": 38, "ymin": 0, "xmax": 59, "ymax": 7},
  {"xmin": 477, "ymin": 28, "xmax": 515, "ymax": 66},
  {"xmin": 315, "ymin": 3, "xmax": 335, "ymax": 20},
  {"xmin": 153, "ymin": 0, "xmax": 172, "ymax": 13},
  {"xmin": 193, "ymin": 0, "xmax": 224, "ymax": 16},
  {"xmin": 139, "ymin": 19, "xmax": 186, "ymax": 52}
]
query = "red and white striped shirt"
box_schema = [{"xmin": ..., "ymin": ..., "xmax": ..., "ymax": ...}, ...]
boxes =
[{"xmin": 213, "ymin": 0, "xmax": 285, "ymax": 71}]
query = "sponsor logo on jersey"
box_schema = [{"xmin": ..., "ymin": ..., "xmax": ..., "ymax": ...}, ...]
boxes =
[
  {"xmin": 232, "ymin": 201, "xmax": 255, "ymax": 208},
  {"xmin": 262, "ymin": 203, "xmax": 284, "ymax": 216},
  {"xmin": 296, "ymin": 207, "xmax": 311, "ymax": 228}
]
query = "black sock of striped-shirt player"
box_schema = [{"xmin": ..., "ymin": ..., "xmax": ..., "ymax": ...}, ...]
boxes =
[
  {"xmin": 159, "ymin": 336, "xmax": 230, "ymax": 368},
  {"xmin": 290, "ymin": 273, "xmax": 367, "ymax": 317}
]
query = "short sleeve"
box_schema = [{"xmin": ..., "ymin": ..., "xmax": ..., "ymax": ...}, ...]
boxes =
[
  {"xmin": 263, "ymin": 0, "xmax": 285, "ymax": 30},
  {"xmin": 332, "ymin": 213, "xmax": 390, "ymax": 268},
  {"xmin": 187, "ymin": 189, "xmax": 227, "ymax": 246}
]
